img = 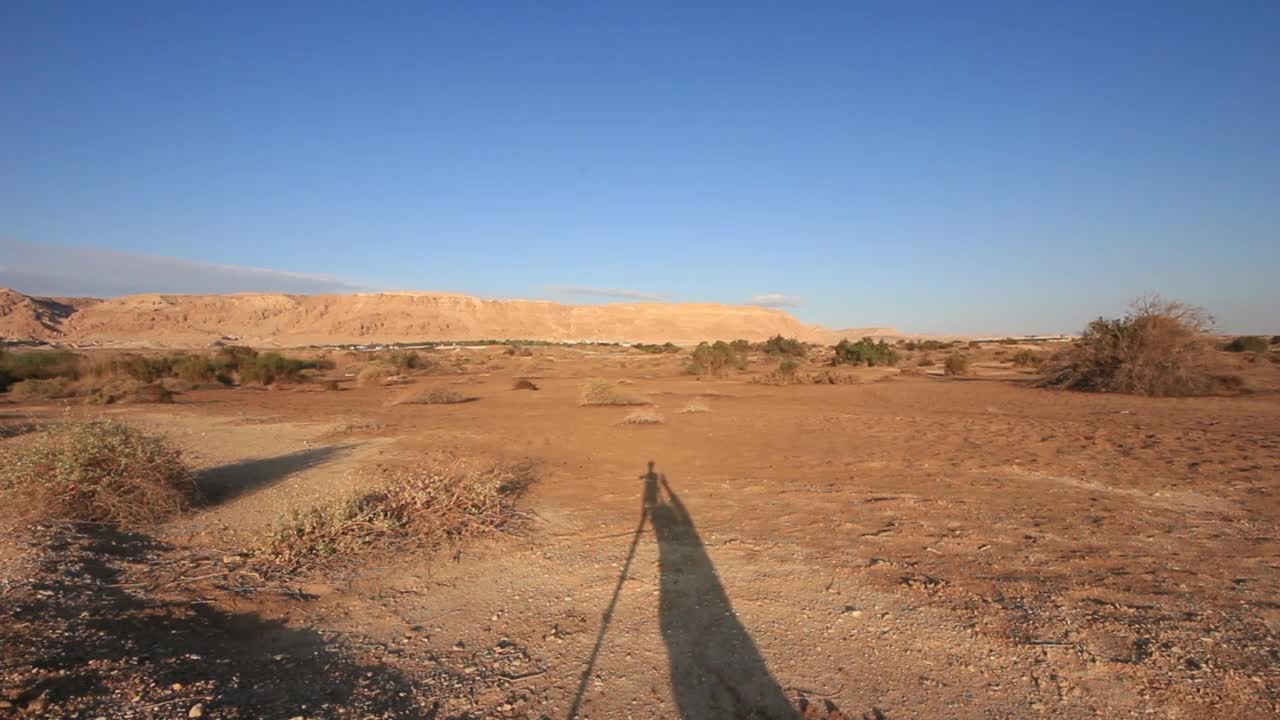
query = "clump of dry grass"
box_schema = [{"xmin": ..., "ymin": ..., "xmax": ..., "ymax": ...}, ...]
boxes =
[
  {"xmin": 392, "ymin": 387, "xmax": 475, "ymax": 405},
  {"xmin": 356, "ymin": 364, "xmax": 390, "ymax": 387},
  {"xmin": 679, "ymin": 399, "xmax": 710, "ymax": 413},
  {"xmin": 82, "ymin": 377, "xmax": 175, "ymax": 405},
  {"xmin": 753, "ymin": 363, "xmax": 860, "ymax": 385},
  {"xmin": 1011, "ymin": 349, "xmax": 1046, "ymax": 368},
  {"xmin": 0, "ymin": 420, "xmax": 196, "ymax": 527},
  {"xmin": 1040, "ymin": 296, "xmax": 1236, "ymax": 396},
  {"xmin": 258, "ymin": 455, "xmax": 534, "ymax": 571},
  {"xmin": 621, "ymin": 409, "xmax": 664, "ymax": 425},
  {"xmin": 8, "ymin": 377, "xmax": 76, "ymax": 400},
  {"xmin": 580, "ymin": 380, "xmax": 648, "ymax": 406},
  {"xmin": 512, "ymin": 378, "xmax": 539, "ymax": 390},
  {"xmin": 943, "ymin": 352, "xmax": 970, "ymax": 376}
]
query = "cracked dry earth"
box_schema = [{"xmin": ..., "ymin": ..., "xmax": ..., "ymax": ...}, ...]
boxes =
[{"xmin": 2, "ymin": 352, "xmax": 1278, "ymax": 719}]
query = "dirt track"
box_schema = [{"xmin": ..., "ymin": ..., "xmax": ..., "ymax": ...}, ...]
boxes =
[{"xmin": 2, "ymin": 348, "xmax": 1278, "ymax": 718}]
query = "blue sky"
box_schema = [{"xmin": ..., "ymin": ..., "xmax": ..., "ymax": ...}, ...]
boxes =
[{"xmin": 2, "ymin": 1, "xmax": 1277, "ymax": 334}]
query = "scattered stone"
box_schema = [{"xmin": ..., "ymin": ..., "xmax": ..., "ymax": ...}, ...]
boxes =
[{"xmin": 188, "ymin": 703, "xmax": 205, "ymax": 718}]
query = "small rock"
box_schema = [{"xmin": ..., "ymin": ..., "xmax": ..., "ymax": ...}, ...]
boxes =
[{"xmin": 189, "ymin": 703, "xmax": 205, "ymax": 718}]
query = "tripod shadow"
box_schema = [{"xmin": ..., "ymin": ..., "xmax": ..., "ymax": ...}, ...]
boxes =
[{"xmin": 646, "ymin": 462, "xmax": 797, "ymax": 719}]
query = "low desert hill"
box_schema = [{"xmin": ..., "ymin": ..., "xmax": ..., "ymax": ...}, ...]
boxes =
[{"xmin": 0, "ymin": 288, "xmax": 898, "ymax": 348}]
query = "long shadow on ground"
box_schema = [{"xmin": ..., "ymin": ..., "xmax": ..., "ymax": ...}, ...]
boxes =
[
  {"xmin": 195, "ymin": 444, "xmax": 356, "ymax": 505},
  {"xmin": 0, "ymin": 524, "xmax": 440, "ymax": 719},
  {"xmin": 649, "ymin": 467, "xmax": 798, "ymax": 719}
]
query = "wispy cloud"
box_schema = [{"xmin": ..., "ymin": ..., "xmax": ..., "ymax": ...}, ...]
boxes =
[
  {"xmin": 747, "ymin": 293, "xmax": 802, "ymax": 308},
  {"xmin": 0, "ymin": 239, "xmax": 368, "ymax": 297},
  {"xmin": 544, "ymin": 285, "xmax": 672, "ymax": 302}
]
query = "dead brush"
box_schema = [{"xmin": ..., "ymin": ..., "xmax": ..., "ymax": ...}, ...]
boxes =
[
  {"xmin": 579, "ymin": 380, "xmax": 648, "ymax": 406},
  {"xmin": 257, "ymin": 455, "xmax": 535, "ymax": 572},
  {"xmin": 678, "ymin": 399, "xmax": 710, "ymax": 413},
  {"xmin": 1040, "ymin": 295, "xmax": 1237, "ymax": 396},
  {"xmin": 0, "ymin": 420, "xmax": 196, "ymax": 527},
  {"xmin": 356, "ymin": 363, "xmax": 390, "ymax": 387},
  {"xmin": 512, "ymin": 378, "xmax": 539, "ymax": 391},
  {"xmin": 620, "ymin": 409, "xmax": 664, "ymax": 425},
  {"xmin": 391, "ymin": 387, "xmax": 476, "ymax": 405}
]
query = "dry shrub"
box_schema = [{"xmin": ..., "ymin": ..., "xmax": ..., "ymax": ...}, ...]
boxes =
[
  {"xmin": 82, "ymin": 378, "xmax": 175, "ymax": 405},
  {"xmin": 1011, "ymin": 349, "xmax": 1046, "ymax": 368},
  {"xmin": 621, "ymin": 409, "xmax": 664, "ymax": 425},
  {"xmin": 754, "ymin": 364, "xmax": 859, "ymax": 385},
  {"xmin": 1224, "ymin": 336, "xmax": 1269, "ymax": 353},
  {"xmin": 580, "ymin": 380, "xmax": 648, "ymax": 406},
  {"xmin": 356, "ymin": 364, "xmax": 390, "ymax": 387},
  {"xmin": 943, "ymin": 353, "xmax": 970, "ymax": 376},
  {"xmin": 679, "ymin": 400, "xmax": 710, "ymax": 413},
  {"xmin": 8, "ymin": 377, "xmax": 75, "ymax": 400},
  {"xmin": 513, "ymin": 378, "xmax": 539, "ymax": 391},
  {"xmin": 393, "ymin": 387, "xmax": 475, "ymax": 405},
  {"xmin": 259, "ymin": 455, "xmax": 534, "ymax": 571},
  {"xmin": 0, "ymin": 420, "xmax": 195, "ymax": 526},
  {"xmin": 1040, "ymin": 296, "xmax": 1235, "ymax": 396}
]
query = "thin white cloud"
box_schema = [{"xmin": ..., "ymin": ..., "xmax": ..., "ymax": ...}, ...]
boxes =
[
  {"xmin": 0, "ymin": 239, "xmax": 368, "ymax": 296},
  {"xmin": 544, "ymin": 285, "xmax": 672, "ymax": 302},
  {"xmin": 747, "ymin": 293, "xmax": 802, "ymax": 308}
]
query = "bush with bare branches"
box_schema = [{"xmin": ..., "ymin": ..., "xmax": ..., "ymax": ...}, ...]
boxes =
[
  {"xmin": 1, "ymin": 420, "xmax": 196, "ymax": 527},
  {"xmin": 1039, "ymin": 296, "xmax": 1235, "ymax": 396},
  {"xmin": 259, "ymin": 455, "xmax": 534, "ymax": 571}
]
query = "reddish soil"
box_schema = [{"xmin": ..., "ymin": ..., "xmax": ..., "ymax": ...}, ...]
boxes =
[{"xmin": 2, "ymin": 345, "xmax": 1278, "ymax": 719}]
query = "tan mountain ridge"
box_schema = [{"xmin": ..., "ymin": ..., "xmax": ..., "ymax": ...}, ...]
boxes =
[{"xmin": 0, "ymin": 288, "xmax": 900, "ymax": 348}]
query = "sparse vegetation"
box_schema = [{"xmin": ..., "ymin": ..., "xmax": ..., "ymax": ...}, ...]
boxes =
[
  {"xmin": 82, "ymin": 378, "xmax": 175, "ymax": 405},
  {"xmin": 679, "ymin": 399, "xmax": 710, "ymax": 413},
  {"xmin": 357, "ymin": 364, "xmax": 391, "ymax": 387},
  {"xmin": 393, "ymin": 388, "xmax": 474, "ymax": 405},
  {"xmin": 1224, "ymin": 336, "xmax": 1269, "ymax": 353},
  {"xmin": 832, "ymin": 338, "xmax": 897, "ymax": 367},
  {"xmin": 0, "ymin": 420, "xmax": 196, "ymax": 527},
  {"xmin": 633, "ymin": 342, "xmax": 681, "ymax": 354},
  {"xmin": 385, "ymin": 349, "xmax": 431, "ymax": 371},
  {"xmin": 685, "ymin": 341, "xmax": 747, "ymax": 376},
  {"xmin": 1011, "ymin": 349, "xmax": 1046, "ymax": 368},
  {"xmin": 943, "ymin": 352, "xmax": 970, "ymax": 376},
  {"xmin": 512, "ymin": 378, "xmax": 539, "ymax": 390},
  {"xmin": 0, "ymin": 349, "xmax": 81, "ymax": 391},
  {"xmin": 8, "ymin": 377, "xmax": 76, "ymax": 400},
  {"xmin": 258, "ymin": 455, "xmax": 534, "ymax": 571},
  {"xmin": 504, "ymin": 344, "xmax": 534, "ymax": 357},
  {"xmin": 621, "ymin": 409, "xmax": 664, "ymax": 425},
  {"xmin": 580, "ymin": 380, "xmax": 648, "ymax": 406},
  {"xmin": 1039, "ymin": 296, "xmax": 1234, "ymax": 397},
  {"xmin": 917, "ymin": 356, "xmax": 936, "ymax": 367},
  {"xmin": 758, "ymin": 335, "xmax": 807, "ymax": 358}
]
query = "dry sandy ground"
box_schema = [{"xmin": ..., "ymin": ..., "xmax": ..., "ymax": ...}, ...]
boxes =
[{"xmin": 2, "ymin": 346, "xmax": 1278, "ymax": 719}]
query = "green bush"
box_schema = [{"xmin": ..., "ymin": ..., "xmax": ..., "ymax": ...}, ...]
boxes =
[
  {"xmin": 1224, "ymin": 336, "xmax": 1269, "ymax": 353},
  {"xmin": 758, "ymin": 335, "xmax": 807, "ymax": 357},
  {"xmin": 832, "ymin": 338, "xmax": 897, "ymax": 367},
  {"xmin": 633, "ymin": 342, "xmax": 681, "ymax": 354},
  {"xmin": 0, "ymin": 350, "xmax": 81, "ymax": 391},
  {"xmin": 685, "ymin": 341, "xmax": 747, "ymax": 376},
  {"xmin": 239, "ymin": 352, "xmax": 331, "ymax": 385}
]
